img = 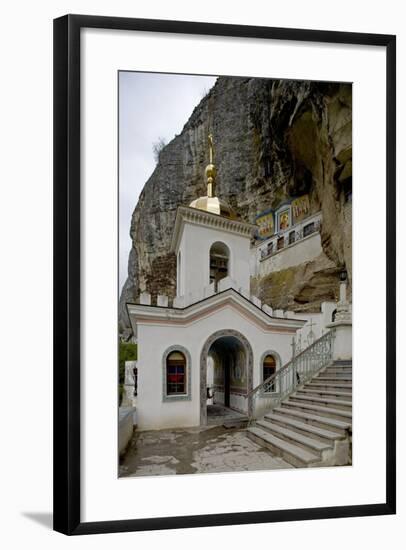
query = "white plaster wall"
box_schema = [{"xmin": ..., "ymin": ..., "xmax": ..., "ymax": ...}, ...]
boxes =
[
  {"xmin": 252, "ymin": 232, "xmax": 322, "ymax": 278},
  {"xmin": 135, "ymin": 305, "xmax": 294, "ymax": 429},
  {"xmin": 215, "ymin": 390, "xmax": 225, "ymax": 406},
  {"xmin": 118, "ymin": 408, "xmax": 136, "ymax": 455},
  {"xmin": 331, "ymin": 323, "xmax": 352, "ymax": 361},
  {"xmin": 213, "ymin": 391, "xmax": 247, "ymax": 413},
  {"xmin": 206, "ymin": 356, "xmax": 214, "ymax": 405},
  {"xmin": 254, "ymin": 395, "xmax": 281, "ymax": 419},
  {"xmin": 177, "ymin": 230, "xmax": 186, "ymax": 297},
  {"xmin": 321, "ymin": 302, "xmax": 337, "ymax": 328},
  {"xmin": 230, "ymin": 393, "xmax": 247, "ymax": 413},
  {"xmin": 295, "ymin": 312, "xmax": 323, "ymax": 343},
  {"xmin": 177, "ymin": 221, "xmax": 251, "ymax": 298},
  {"xmin": 294, "ymin": 302, "xmax": 337, "ymax": 348}
]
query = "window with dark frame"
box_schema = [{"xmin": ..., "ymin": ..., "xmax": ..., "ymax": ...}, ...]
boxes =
[
  {"xmin": 263, "ymin": 354, "xmax": 276, "ymax": 392},
  {"xmin": 288, "ymin": 231, "xmax": 295, "ymax": 245},
  {"xmin": 303, "ymin": 222, "xmax": 315, "ymax": 237},
  {"xmin": 166, "ymin": 351, "xmax": 186, "ymax": 395}
]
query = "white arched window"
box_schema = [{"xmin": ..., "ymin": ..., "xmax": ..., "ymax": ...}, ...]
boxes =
[
  {"xmin": 260, "ymin": 351, "xmax": 282, "ymax": 395},
  {"xmin": 162, "ymin": 345, "xmax": 192, "ymax": 402},
  {"xmin": 263, "ymin": 354, "xmax": 277, "ymax": 392},
  {"xmin": 209, "ymin": 241, "xmax": 230, "ymax": 292}
]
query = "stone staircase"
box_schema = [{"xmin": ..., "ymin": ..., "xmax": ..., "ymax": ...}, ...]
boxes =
[{"xmin": 247, "ymin": 360, "xmax": 352, "ymax": 467}]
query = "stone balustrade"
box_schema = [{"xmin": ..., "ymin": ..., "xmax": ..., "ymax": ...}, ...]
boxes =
[
  {"xmin": 157, "ymin": 294, "xmax": 168, "ymax": 307},
  {"xmin": 139, "ymin": 291, "xmax": 151, "ymax": 305},
  {"xmin": 136, "ymin": 286, "xmax": 297, "ymax": 322},
  {"xmin": 218, "ymin": 276, "xmax": 238, "ymax": 292},
  {"xmin": 250, "ymin": 295, "xmax": 262, "ymax": 308}
]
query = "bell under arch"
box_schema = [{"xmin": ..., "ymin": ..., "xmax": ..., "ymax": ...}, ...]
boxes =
[{"xmin": 209, "ymin": 241, "xmax": 230, "ymax": 291}]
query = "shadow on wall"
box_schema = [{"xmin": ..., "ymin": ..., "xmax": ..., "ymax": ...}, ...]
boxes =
[{"xmin": 22, "ymin": 512, "xmax": 53, "ymax": 530}]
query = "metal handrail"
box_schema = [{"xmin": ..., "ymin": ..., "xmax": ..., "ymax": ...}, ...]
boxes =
[{"xmin": 246, "ymin": 328, "xmax": 335, "ymax": 400}]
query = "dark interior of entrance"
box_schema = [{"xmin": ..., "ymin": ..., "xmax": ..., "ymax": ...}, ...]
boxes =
[{"xmin": 207, "ymin": 335, "xmax": 247, "ymax": 422}]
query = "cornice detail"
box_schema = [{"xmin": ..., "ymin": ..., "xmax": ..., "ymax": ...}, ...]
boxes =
[{"xmin": 171, "ymin": 206, "xmax": 257, "ymax": 252}]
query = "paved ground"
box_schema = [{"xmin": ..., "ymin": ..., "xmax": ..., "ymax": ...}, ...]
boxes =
[
  {"xmin": 119, "ymin": 425, "xmax": 292, "ymax": 477},
  {"xmin": 207, "ymin": 403, "xmax": 247, "ymax": 425}
]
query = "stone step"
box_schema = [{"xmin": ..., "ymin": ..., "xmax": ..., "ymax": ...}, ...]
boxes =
[
  {"xmin": 297, "ymin": 388, "xmax": 352, "ymax": 401},
  {"xmin": 317, "ymin": 372, "xmax": 352, "ymax": 379},
  {"xmin": 264, "ymin": 412, "xmax": 343, "ymax": 443},
  {"xmin": 307, "ymin": 382, "xmax": 352, "ymax": 391},
  {"xmin": 273, "ymin": 406, "xmax": 352, "ymax": 435},
  {"xmin": 323, "ymin": 366, "xmax": 353, "ymax": 374},
  {"xmin": 247, "ymin": 426, "xmax": 320, "ymax": 467},
  {"xmin": 326, "ymin": 362, "xmax": 352, "ymax": 368},
  {"xmin": 256, "ymin": 419, "xmax": 332, "ymax": 454},
  {"xmin": 282, "ymin": 400, "xmax": 352, "ymax": 421},
  {"xmin": 289, "ymin": 394, "xmax": 352, "ymax": 411},
  {"xmin": 315, "ymin": 376, "xmax": 352, "ymax": 385},
  {"xmin": 222, "ymin": 417, "xmax": 249, "ymax": 429}
]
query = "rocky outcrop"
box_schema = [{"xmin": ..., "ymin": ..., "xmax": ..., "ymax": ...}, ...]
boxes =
[{"xmin": 119, "ymin": 77, "xmax": 352, "ymax": 334}]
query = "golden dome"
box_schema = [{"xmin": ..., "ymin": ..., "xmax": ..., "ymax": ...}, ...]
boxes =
[
  {"xmin": 189, "ymin": 195, "xmax": 237, "ymax": 219},
  {"xmin": 189, "ymin": 133, "xmax": 237, "ymax": 220}
]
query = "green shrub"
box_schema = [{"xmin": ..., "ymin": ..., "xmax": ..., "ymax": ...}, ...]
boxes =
[{"xmin": 118, "ymin": 342, "xmax": 138, "ymax": 405}]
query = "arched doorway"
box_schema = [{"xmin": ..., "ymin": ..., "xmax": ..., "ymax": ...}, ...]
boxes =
[{"xmin": 200, "ymin": 329, "xmax": 253, "ymax": 425}]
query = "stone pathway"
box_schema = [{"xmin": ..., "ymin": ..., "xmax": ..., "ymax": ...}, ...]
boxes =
[
  {"xmin": 119, "ymin": 425, "xmax": 292, "ymax": 477},
  {"xmin": 207, "ymin": 404, "xmax": 247, "ymax": 426}
]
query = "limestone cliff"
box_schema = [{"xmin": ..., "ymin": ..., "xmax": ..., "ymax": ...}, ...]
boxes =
[{"xmin": 119, "ymin": 77, "xmax": 352, "ymax": 335}]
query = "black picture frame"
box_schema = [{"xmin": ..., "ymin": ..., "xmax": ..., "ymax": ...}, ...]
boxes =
[{"xmin": 53, "ymin": 14, "xmax": 396, "ymax": 536}]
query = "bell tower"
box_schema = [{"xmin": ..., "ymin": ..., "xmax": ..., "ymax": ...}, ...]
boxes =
[{"xmin": 171, "ymin": 134, "xmax": 256, "ymax": 306}]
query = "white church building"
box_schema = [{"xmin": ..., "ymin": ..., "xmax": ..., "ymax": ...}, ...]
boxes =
[{"xmin": 125, "ymin": 136, "xmax": 352, "ymax": 440}]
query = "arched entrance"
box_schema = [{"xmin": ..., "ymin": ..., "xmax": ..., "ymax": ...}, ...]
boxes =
[{"xmin": 200, "ymin": 329, "xmax": 253, "ymax": 425}]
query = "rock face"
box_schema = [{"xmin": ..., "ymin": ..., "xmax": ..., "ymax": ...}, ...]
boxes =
[{"xmin": 119, "ymin": 77, "xmax": 352, "ymax": 334}]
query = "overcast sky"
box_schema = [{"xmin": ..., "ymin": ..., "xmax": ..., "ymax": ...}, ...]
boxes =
[{"xmin": 119, "ymin": 72, "xmax": 218, "ymax": 292}]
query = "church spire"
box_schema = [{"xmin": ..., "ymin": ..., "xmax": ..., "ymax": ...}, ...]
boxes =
[
  {"xmin": 188, "ymin": 132, "xmax": 237, "ymax": 219},
  {"xmin": 205, "ymin": 133, "xmax": 217, "ymax": 198}
]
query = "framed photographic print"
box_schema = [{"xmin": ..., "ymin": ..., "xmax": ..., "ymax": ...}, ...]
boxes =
[{"xmin": 53, "ymin": 14, "xmax": 396, "ymax": 535}]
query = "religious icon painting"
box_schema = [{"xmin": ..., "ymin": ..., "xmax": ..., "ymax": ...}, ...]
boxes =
[{"xmin": 118, "ymin": 71, "xmax": 353, "ymax": 478}]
